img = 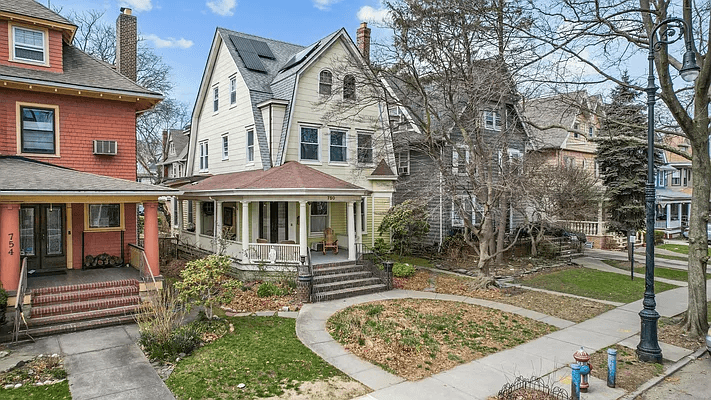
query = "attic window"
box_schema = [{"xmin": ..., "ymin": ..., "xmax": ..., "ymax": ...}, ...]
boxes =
[
  {"xmin": 319, "ymin": 70, "xmax": 332, "ymax": 95},
  {"xmin": 13, "ymin": 26, "xmax": 46, "ymax": 64},
  {"xmin": 343, "ymin": 75, "xmax": 356, "ymax": 100}
]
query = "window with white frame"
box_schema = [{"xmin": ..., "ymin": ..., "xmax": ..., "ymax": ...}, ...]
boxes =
[
  {"xmin": 563, "ymin": 156, "xmax": 575, "ymax": 169},
  {"xmin": 222, "ymin": 134, "xmax": 229, "ymax": 160},
  {"xmin": 199, "ymin": 140, "xmax": 208, "ymax": 171},
  {"xmin": 397, "ymin": 150, "xmax": 410, "ymax": 175},
  {"xmin": 352, "ymin": 197, "xmax": 367, "ymax": 234},
  {"xmin": 300, "ymin": 126, "xmax": 319, "ymax": 161},
  {"xmin": 310, "ymin": 202, "xmax": 328, "ymax": 234},
  {"xmin": 343, "ymin": 75, "xmax": 356, "ymax": 100},
  {"xmin": 319, "ymin": 70, "xmax": 332, "ymax": 95},
  {"xmin": 187, "ymin": 200, "xmax": 194, "ymax": 224},
  {"xmin": 573, "ymin": 122, "xmax": 580, "ymax": 138},
  {"xmin": 169, "ymin": 140, "xmax": 175, "ymax": 155},
  {"xmin": 246, "ymin": 130, "xmax": 254, "ymax": 162},
  {"xmin": 452, "ymin": 146, "xmax": 468, "ymax": 174},
  {"xmin": 655, "ymin": 171, "xmax": 667, "ymax": 188},
  {"xmin": 484, "ymin": 110, "xmax": 502, "ymax": 131},
  {"xmin": 329, "ymin": 130, "xmax": 347, "ymax": 163},
  {"xmin": 451, "ymin": 196, "xmax": 475, "ymax": 227},
  {"xmin": 173, "ymin": 199, "xmax": 179, "ymax": 227},
  {"xmin": 357, "ymin": 132, "xmax": 373, "ymax": 164},
  {"xmin": 671, "ymin": 169, "xmax": 681, "ymax": 186},
  {"xmin": 213, "ymin": 86, "xmax": 219, "ymax": 112},
  {"xmin": 20, "ymin": 106, "xmax": 56, "ymax": 154},
  {"xmin": 230, "ymin": 76, "xmax": 237, "ymax": 105},
  {"xmin": 171, "ymin": 163, "xmax": 178, "ymax": 178},
  {"xmin": 588, "ymin": 126, "xmax": 594, "ymax": 138},
  {"xmin": 13, "ymin": 26, "xmax": 45, "ymax": 63},
  {"xmin": 507, "ymin": 148, "xmax": 523, "ymax": 173}
]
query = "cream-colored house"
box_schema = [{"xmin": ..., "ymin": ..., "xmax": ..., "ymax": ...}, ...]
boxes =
[{"xmin": 175, "ymin": 24, "xmax": 395, "ymax": 268}]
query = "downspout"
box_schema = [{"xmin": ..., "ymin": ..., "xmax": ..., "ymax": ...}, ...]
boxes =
[
  {"xmin": 269, "ymin": 103, "xmax": 273, "ymax": 165},
  {"xmin": 439, "ymin": 146, "xmax": 443, "ymax": 250}
]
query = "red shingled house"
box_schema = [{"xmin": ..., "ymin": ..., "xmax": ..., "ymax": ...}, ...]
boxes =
[{"xmin": 0, "ymin": 2, "xmax": 177, "ymax": 335}]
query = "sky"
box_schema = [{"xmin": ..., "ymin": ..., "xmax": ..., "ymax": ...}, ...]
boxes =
[{"xmin": 50, "ymin": 0, "xmax": 391, "ymax": 107}]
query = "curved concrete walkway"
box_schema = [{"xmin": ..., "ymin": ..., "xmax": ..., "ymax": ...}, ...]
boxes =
[{"xmin": 297, "ymin": 283, "xmax": 710, "ymax": 400}]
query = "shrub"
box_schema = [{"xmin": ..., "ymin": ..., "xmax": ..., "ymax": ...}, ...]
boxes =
[
  {"xmin": 378, "ymin": 200, "xmax": 430, "ymax": 256},
  {"xmin": 654, "ymin": 230, "xmax": 665, "ymax": 245},
  {"xmin": 173, "ymin": 255, "xmax": 242, "ymax": 319},
  {"xmin": 373, "ymin": 238, "xmax": 391, "ymax": 258},
  {"xmin": 257, "ymin": 282, "xmax": 283, "ymax": 298},
  {"xmin": 139, "ymin": 323, "xmax": 202, "ymax": 361},
  {"xmin": 135, "ymin": 285, "xmax": 185, "ymax": 347},
  {"xmin": 392, "ymin": 262, "xmax": 416, "ymax": 278}
]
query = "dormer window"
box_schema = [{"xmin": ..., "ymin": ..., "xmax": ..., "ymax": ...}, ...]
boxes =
[
  {"xmin": 319, "ymin": 70, "xmax": 332, "ymax": 95},
  {"xmin": 169, "ymin": 141, "xmax": 175, "ymax": 156},
  {"xmin": 343, "ymin": 75, "xmax": 356, "ymax": 100},
  {"xmin": 12, "ymin": 26, "xmax": 46, "ymax": 64}
]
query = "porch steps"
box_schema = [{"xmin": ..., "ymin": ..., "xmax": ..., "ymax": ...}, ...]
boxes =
[
  {"xmin": 17, "ymin": 279, "xmax": 142, "ymax": 338},
  {"xmin": 311, "ymin": 262, "xmax": 387, "ymax": 302}
]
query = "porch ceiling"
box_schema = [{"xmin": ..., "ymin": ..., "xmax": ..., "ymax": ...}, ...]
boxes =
[{"xmin": 0, "ymin": 156, "xmax": 180, "ymax": 200}]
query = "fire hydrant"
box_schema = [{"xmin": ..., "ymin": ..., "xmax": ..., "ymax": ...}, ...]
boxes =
[{"xmin": 574, "ymin": 347, "xmax": 591, "ymax": 392}]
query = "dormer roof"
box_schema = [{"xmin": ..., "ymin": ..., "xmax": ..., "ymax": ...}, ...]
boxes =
[{"xmin": 0, "ymin": 0, "xmax": 76, "ymax": 42}]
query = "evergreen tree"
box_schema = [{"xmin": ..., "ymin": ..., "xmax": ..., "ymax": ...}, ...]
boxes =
[{"xmin": 596, "ymin": 72, "xmax": 649, "ymax": 245}]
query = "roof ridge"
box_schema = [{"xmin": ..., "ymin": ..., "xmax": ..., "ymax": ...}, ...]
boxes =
[{"xmin": 217, "ymin": 27, "xmax": 306, "ymax": 49}]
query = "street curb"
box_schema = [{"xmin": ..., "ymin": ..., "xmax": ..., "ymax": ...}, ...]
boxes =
[{"xmin": 617, "ymin": 346, "xmax": 708, "ymax": 400}]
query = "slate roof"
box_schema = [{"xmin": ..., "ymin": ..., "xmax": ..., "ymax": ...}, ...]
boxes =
[
  {"xmin": 181, "ymin": 161, "xmax": 367, "ymax": 193},
  {"xmin": 0, "ymin": 157, "xmax": 178, "ymax": 195},
  {"xmin": 0, "ymin": 0, "xmax": 74, "ymax": 26},
  {"xmin": 0, "ymin": 44, "xmax": 162, "ymax": 97}
]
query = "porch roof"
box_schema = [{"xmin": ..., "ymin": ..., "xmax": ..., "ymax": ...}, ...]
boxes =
[
  {"xmin": 656, "ymin": 188, "xmax": 692, "ymax": 203},
  {"xmin": 0, "ymin": 156, "xmax": 180, "ymax": 198},
  {"xmin": 180, "ymin": 161, "xmax": 370, "ymax": 196}
]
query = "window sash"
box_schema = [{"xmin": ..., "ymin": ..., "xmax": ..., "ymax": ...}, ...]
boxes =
[
  {"xmin": 21, "ymin": 106, "xmax": 55, "ymax": 154},
  {"xmin": 343, "ymin": 75, "xmax": 356, "ymax": 100},
  {"xmin": 319, "ymin": 70, "xmax": 332, "ymax": 95},
  {"xmin": 213, "ymin": 87, "xmax": 219, "ymax": 112},
  {"xmin": 397, "ymin": 151, "xmax": 410, "ymax": 175},
  {"xmin": 310, "ymin": 202, "xmax": 328, "ymax": 234},
  {"xmin": 329, "ymin": 130, "xmax": 347, "ymax": 162},
  {"xmin": 14, "ymin": 27, "xmax": 45, "ymax": 62},
  {"xmin": 222, "ymin": 135, "xmax": 229, "ymax": 160},
  {"xmin": 230, "ymin": 77, "xmax": 237, "ymax": 105},
  {"xmin": 199, "ymin": 141, "xmax": 208, "ymax": 171},
  {"xmin": 247, "ymin": 130, "xmax": 254, "ymax": 162},
  {"xmin": 89, "ymin": 204, "xmax": 121, "ymax": 228},
  {"xmin": 357, "ymin": 133, "xmax": 373, "ymax": 163},
  {"xmin": 300, "ymin": 127, "xmax": 319, "ymax": 161},
  {"xmin": 484, "ymin": 111, "xmax": 502, "ymax": 131},
  {"xmin": 187, "ymin": 200, "xmax": 194, "ymax": 224}
]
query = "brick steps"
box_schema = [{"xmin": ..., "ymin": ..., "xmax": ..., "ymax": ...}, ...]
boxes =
[
  {"xmin": 31, "ymin": 296, "xmax": 141, "ymax": 318},
  {"xmin": 311, "ymin": 262, "xmax": 388, "ymax": 302},
  {"xmin": 33, "ymin": 285, "xmax": 139, "ymax": 307},
  {"xmin": 31, "ymin": 279, "xmax": 140, "ymax": 296},
  {"xmin": 20, "ymin": 315, "xmax": 137, "ymax": 338},
  {"xmin": 28, "ymin": 304, "xmax": 140, "ymax": 327}
]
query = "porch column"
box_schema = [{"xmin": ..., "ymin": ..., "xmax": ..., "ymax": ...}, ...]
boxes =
[
  {"xmin": 216, "ymin": 200, "xmax": 223, "ymax": 239},
  {"xmin": 241, "ymin": 201, "xmax": 250, "ymax": 258},
  {"xmin": 347, "ymin": 201, "xmax": 356, "ymax": 261},
  {"xmin": 143, "ymin": 202, "xmax": 160, "ymax": 276},
  {"xmin": 177, "ymin": 199, "xmax": 183, "ymax": 232},
  {"xmin": 299, "ymin": 201, "xmax": 308, "ymax": 257},
  {"xmin": 0, "ymin": 204, "xmax": 21, "ymax": 292},
  {"xmin": 195, "ymin": 201, "xmax": 202, "ymax": 243},
  {"xmin": 678, "ymin": 203, "xmax": 682, "ymax": 224},
  {"xmin": 666, "ymin": 204, "xmax": 671, "ymax": 229},
  {"xmin": 356, "ymin": 200, "xmax": 363, "ymax": 244}
]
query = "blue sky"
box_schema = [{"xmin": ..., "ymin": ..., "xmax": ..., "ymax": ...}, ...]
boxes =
[{"xmin": 51, "ymin": 0, "xmax": 390, "ymax": 106}]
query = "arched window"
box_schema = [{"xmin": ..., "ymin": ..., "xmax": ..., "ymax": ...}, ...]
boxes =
[
  {"xmin": 319, "ymin": 70, "xmax": 332, "ymax": 95},
  {"xmin": 343, "ymin": 74, "xmax": 356, "ymax": 100}
]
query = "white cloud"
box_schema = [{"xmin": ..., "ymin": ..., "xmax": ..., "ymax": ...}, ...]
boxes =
[
  {"xmin": 206, "ymin": 0, "xmax": 237, "ymax": 16},
  {"xmin": 143, "ymin": 34, "xmax": 194, "ymax": 49},
  {"xmin": 313, "ymin": 0, "xmax": 341, "ymax": 11},
  {"xmin": 357, "ymin": 5, "xmax": 390, "ymax": 24},
  {"xmin": 119, "ymin": 0, "xmax": 153, "ymax": 12}
]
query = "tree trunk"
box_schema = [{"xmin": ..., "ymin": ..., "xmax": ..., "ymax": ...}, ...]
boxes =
[{"xmin": 496, "ymin": 198, "xmax": 508, "ymax": 264}]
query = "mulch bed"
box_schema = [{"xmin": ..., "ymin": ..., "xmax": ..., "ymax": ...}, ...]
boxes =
[
  {"xmin": 0, "ymin": 354, "xmax": 67, "ymax": 388},
  {"xmin": 589, "ymin": 344, "xmax": 664, "ymax": 392},
  {"xmin": 226, "ymin": 281, "xmax": 301, "ymax": 313},
  {"xmin": 327, "ymin": 299, "xmax": 556, "ymax": 380},
  {"xmin": 397, "ymin": 270, "xmax": 614, "ymax": 323},
  {"xmin": 658, "ymin": 316, "xmax": 708, "ymax": 350}
]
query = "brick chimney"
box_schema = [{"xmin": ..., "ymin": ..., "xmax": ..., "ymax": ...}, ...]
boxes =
[
  {"xmin": 116, "ymin": 8, "xmax": 137, "ymax": 81},
  {"xmin": 357, "ymin": 22, "xmax": 371, "ymax": 64}
]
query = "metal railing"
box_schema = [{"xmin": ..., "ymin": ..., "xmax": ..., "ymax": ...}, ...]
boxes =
[
  {"xmin": 13, "ymin": 258, "xmax": 31, "ymax": 343},
  {"xmin": 246, "ymin": 243, "xmax": 301, "ymax": 264},
  {"xmin": 355, "ymin": 243, "xmax": 391, "ymax": 287}
]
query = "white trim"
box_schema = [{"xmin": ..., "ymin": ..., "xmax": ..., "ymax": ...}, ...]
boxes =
[
  {"xmin": 299, "ymin": 125, "xmax": 321, "ymax": 162},
  {"xmin": 212, "ymin": 86, "xmax": 219, "ymax": 113},
  {"xmin": 221, "ymin": 133, "xmax": 229, "ymax": 160},
  {"xmin": 483, "ymin": 110, "xmax": 502, "ymax": 131},
  {"xmin": 229, "ymin": 76, "xmax": 237, "ymax": 105},
  {"xmin": 199, "ymin": 140, "xmax": 209, "ymax": 172},
  {"xmin": 246, "ymin": 129, "xmax": 255, "ymax": 163},
  {"xmin": 11, "ymin": 25, "xmax": 47, "ymax": 66},
  {"xmin": 319, "ymin": 69, "xmax": 333, "ymax": 96},
  {"xmin": 328, "ymin": 128, "xmax": 348, "ymax": 164}
]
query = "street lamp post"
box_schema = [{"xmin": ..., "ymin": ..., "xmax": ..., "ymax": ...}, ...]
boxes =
[{"xmin": 639, "ymin": 17, "xmax": 699, "ymax": 363}]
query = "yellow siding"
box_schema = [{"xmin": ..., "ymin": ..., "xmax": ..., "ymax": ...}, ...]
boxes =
[
  {"xmin": 329, "ymin": 203, "xmax": 346, "ymax": 235},
  {"xmin": 372, "ymin": 197, "xmax": 391, "ymax": 244}
]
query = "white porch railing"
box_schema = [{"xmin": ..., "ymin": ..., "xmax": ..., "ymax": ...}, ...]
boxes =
[
  {"xmin": 560, "ymin": 220, "xmax": 604, "ymax": 236},
  {"xmin": 246, "ymin": 243, "xmax": 301, "ymax": 264},
  {"xmin": 655, "ymin": 220, "xmax": 682, "ymax": 230}
]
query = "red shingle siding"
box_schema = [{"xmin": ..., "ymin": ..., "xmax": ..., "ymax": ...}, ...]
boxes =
[
  {"xmin": 71, "ymin": 203, "xmax": 138, "ymax": 268},
  {"xmin": 0, "ymin": 88, "xmax": 137, "ymax": 180},
  {"xmin": 0, "ymin": 20, "xmax": 63, "ymax": 73}
]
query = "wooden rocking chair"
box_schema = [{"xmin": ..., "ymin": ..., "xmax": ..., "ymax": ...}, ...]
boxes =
[{"xmin": 322, "ymin": 227, "xmax": 338, "ymax": 255}]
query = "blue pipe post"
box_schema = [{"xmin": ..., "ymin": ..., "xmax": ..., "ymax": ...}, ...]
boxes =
[
  {"xmin": 607, "ymin": 348, "xmax": 618, "ymax": 388},
  {"xmin": 571, "ymin": 363, "xmax": 581, "ymax": 400}
]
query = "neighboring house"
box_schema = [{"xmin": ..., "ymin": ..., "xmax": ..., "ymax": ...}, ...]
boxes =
[
  {"xmin": 386, "ymin": 70, "xmax": 528, "ymax": 249},
  {"xmin": 524, "ymin": 91, "xmax": 610, "ymax": 247},
  {"xmin": 159, "ymin": 127, "xmax": 191, "ymax": 235},
  {"xmin": 175, "ymin": 23, "xmax": 396, "ymax": 267},
  {"xmin": 137, "ymin": 162, "xmax": 158, "ymax": 184},
  {"xmin": 0, "ymin": 3, "xmax": 176, "ymax": 310},
  {"xmin": 655, "ymin": 135, "xmax": 692, "ymax": 236}
]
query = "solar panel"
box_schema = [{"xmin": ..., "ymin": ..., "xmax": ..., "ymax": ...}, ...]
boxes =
[
  {"xmin": 251, "ymin": 40, "xmax": 275, "ymax": 59},
  {"xmin": 230, "ymin": 35, "xmax": 267, "ymax": 72},
  {"xmin": 282, "ymin": 41, "xmax": 320, "ymax": 71}
]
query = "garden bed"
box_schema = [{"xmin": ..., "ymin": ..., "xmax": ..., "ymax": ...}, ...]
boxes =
[
  {"xmin": 0, "ymin": 354, "xmax": 70, "ymax": 399},
  {"xmin": 226, "ymin": 281, "xmax": 301, "ymax": 313},
  {"xmin": 326, "ymin": 299, "xmax": 556, "ymax": 380},
  {"xmin": 657, "ymin": 302, "xmax": 711, "ymax": 350},
  {"xmin": 589, "ymin": 344, "xmax": 664, "ymax": 392}
]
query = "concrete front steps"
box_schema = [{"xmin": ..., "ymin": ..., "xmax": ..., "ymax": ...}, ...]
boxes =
[
  {"xmin": 312, "ymin": 262, "xmax": 388, "ymax": 302},
  {"xmin": 22, "ymin": 279, "xmax": 141, "ymax": 338}
]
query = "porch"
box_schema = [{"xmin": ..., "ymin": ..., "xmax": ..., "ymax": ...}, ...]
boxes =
[
  {"xmin": 655, "ymin": 200, "xmax": 691, "ymax": 236},
  {"xmin": 27, "ymin": 267, "xmax": 140, "ymax": 290}
]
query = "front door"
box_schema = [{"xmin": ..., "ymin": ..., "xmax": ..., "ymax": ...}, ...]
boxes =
[
  {"xmin": 259, "ymin": 202, "xmax": 289, "ymax": 243},
  {"xmin": 20, "ymin": 204, "xmax": 66, "ymax": 272}
]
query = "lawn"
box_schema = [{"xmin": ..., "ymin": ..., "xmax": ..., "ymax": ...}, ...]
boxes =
[
  {"xmin": 655, "ymin": 253, "xmax": 689, "ymax": 262},
  {"xmin": 389, "ymin": 254, "xmax": 434, "ymax": 268},
  {"xmin": 658, "ymin": 243, "xmax": 711, "ymax": 256},
  {"xmin": 518, "ymin": 267, "xmax": 679, "ymax": 303},
  {"xmin": 327, "ymin": 299, "xmax": 556, "ymax": 380},
  {"xmin": 167, "ymin": 316, "xmax": 366, "ymax": 399},
  {"xmin": 601, "ymin": 259, "xmax": 689, "ymax": 282},
  {"xmin": 0, "ymin": 381, "xmax": 71, "ymax": 399}
]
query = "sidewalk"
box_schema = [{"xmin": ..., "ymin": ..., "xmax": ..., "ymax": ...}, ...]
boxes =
[{"xmin": 296, "ymin": 282, "xmax": 711, "ymax": 400}]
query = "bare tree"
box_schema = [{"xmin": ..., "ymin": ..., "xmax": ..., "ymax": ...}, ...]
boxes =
[{"xmin": 519, "ymin": 0, "xmax": 709, "ymax": 337}]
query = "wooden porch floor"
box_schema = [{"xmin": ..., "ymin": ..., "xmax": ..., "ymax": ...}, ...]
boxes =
[{"xmin": 27, "ymin": 267, "xmax": 140, "ymax": 290}]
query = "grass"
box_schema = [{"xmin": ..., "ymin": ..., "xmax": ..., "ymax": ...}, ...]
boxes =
[
  {"xmin": 518, "ymin": 267, "xmax": 680, "ymax": 303},
  {"xmin": 657, "ymin": 243, "xmax": 711, "ymax": 256},
  {"xmin": 389, "ymin": 254, "xmax": 434, "ymax": 268},
  {"xmin": 166, "ymin": 316, "xmax": 350, "ymax": 399},
  {"xmin": 0, "ymin": 381, "xmax": 71, "ymax": 399},
  {"xmin": 601, "ymin": 259, "xmax": 689, "ymax": 282},
  {"xmin": 655, "ymin": 253, "xmax": 690, "ymax": 262}
]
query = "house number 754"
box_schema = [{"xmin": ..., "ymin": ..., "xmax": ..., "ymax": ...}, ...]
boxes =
[{"xmin": 7, "ymin": 233, "xmax": 14, "ymax": 256}]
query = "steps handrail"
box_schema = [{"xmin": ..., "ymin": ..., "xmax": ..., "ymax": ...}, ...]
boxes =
[{"xmin": 13, "ymin": 257, "xmax": 32, "ymax": 343}]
